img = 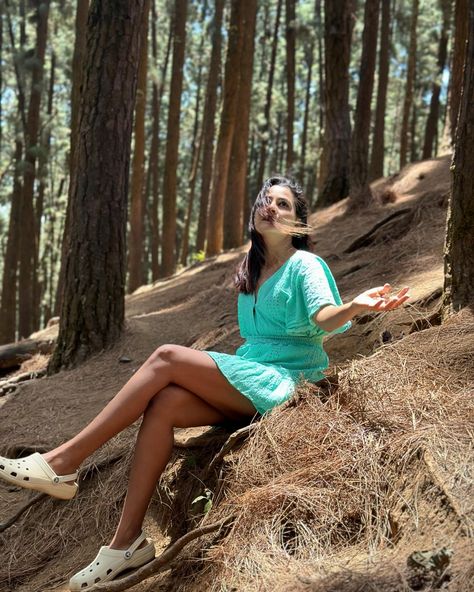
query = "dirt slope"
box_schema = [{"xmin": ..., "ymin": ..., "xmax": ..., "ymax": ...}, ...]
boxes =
[{"xmin": 2, "ymin": 154, "xmax": 471, "ymax": 592}]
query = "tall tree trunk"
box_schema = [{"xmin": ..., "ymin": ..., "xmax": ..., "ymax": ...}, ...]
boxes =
[
  {"xmin": 315, "ymin": 0, "xmax": 324, "ymax": 200},
  {"xmin": 70, "ymin": 0, "xmax": 89, "ymax": 171},
  {"xmin": 285, "ymin": 0, "xmax": 296, "ymax": 172},
  {"xmin": 443, "ymin": 1, "xmax": 474, "ymax": 316},
  {"xmin": 410, "ymin": 92, "xmax": 418, "ymax": 162},
  {"xmin": 449, "ymin": 0, "xmax": 469, "ymax": 143},
  {"xmin": 180, "ymin": 129, "xmax": 203, "ymax": 266},
  {"xmin": 349, "ymin": 0, "xmax": 379, "ymax": 209},
  {"xmin": 195, "ymin": 0, "xmax": 224, "ymax": 254},
  {"xmin": 0, "ymin": 5, "xmax": 3, "ymax": 158},
  {"xmin": 300, "ymin": 34, "xmax": 314, "ymax": 187},
  {"xmin": 180, "ymin": 0, "xmax": 208, "ymax": 266},
  {"xmin": 5, "ymin": 0, "xmax": 28, "ymax": 136},
  {"xmin": 18, "ymin": 0, "xmax": 50, "ymax": 339},
  {"xmin": 0, "ymin": 135, "xmax": 23, "ymax": 344},
  {"xmin": 161, "ymin": 0, "xmax": 188, "ymax": 277},
  {"xmin": 49, "ymin": 0, "xmax": 145, "ymax": 373},
  {"xmin": 224, "ymin": 0, "xmax": 258, "ymax": 249},
  {"xmin": 206, "ymin": 0, "xmax": 245, "ymax": 256},
  {"xmin": 35, "ymin": 45, "xmax": 56, "ymax": 327},
  {"xmin": 399, "ymin": 0, "xmax": 419, "ymax": 169},
  {"xmin": 128, "ymin": 0, "xmax": 151, "ymax": 293},
  {"xmin": 369, "ymin": 0, "xmax": 391, "ymax": 181},
  {"xmin": 54, "ymin": 0, "xmax": 89, "ymax": 316},
  {"xmin": 256, "ymin": 0, "xmax": 283, "ymax": 189},
  {"xmin": 149, "ymin": 4, "xmax": 172, "ymax": 281},
  {"xmin": 318, "ymin": 0, "xmax": 352, "ymax": 207},
  {"xmin": 422, "ymin": 0, "xmax": 451, "ymax": 160}
]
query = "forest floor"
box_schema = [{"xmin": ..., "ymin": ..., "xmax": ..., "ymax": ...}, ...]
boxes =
[{"xmin": 1, "ymin": 153, "xmax": 473, "ymax": 592}]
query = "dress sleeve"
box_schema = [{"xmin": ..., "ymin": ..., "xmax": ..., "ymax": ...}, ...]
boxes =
[{"xmin": 300, "ymin": 255, "xmax": 352, "ymax": 336}]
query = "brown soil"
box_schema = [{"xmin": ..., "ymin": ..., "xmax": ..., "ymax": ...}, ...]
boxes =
[{"xmin": 1, "ymin": 153, "xmax": 472, "ymax": 592}]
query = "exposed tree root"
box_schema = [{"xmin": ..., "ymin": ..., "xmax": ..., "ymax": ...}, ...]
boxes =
[
  {"xmin": 0, "ymin": 368, "xmax": 47, "ymax": 397},
  {"xmin": 93, "ymin": 514, "xmax": 236, "ymax": 591},
  {"xmin": 201, "ymin": 423, "xmax": 257, "ymax": 480}
]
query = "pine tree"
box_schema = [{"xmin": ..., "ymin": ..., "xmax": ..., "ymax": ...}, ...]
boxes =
[{"xmin": 49, "ymin": 0, "xmax": 145, "ymax": 372}]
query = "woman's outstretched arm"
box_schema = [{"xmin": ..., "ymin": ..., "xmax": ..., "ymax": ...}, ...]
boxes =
[{"xmin": 314, "ymin": 283, "xmax": 410, "ymax": 333}]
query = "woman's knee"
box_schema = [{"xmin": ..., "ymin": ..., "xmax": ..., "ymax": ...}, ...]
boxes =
[
  {"xmin": 144, "ymin": 385, "xmax": 185, "ymax": 426},
  {"xmin": 146, "ymin": 344, "xmax": 181, "ymax": 370}
]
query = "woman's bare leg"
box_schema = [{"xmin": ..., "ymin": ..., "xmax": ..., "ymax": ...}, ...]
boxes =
[
  {"xmin": 108, "ymin": 383, "xmax": 228, "ymax": 549},
  {"xmin": 43, "ymin": 345, "xmax": 256, "ymax": 475}
]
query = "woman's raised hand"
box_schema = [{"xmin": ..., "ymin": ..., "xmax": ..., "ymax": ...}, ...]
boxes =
[{"xmin": 352, "ymin": 283, "xmax": 410, "ymax": 312}]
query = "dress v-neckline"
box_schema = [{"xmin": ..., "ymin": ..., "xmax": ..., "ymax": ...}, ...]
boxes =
[{"xmin": 254, "ymin": 251, "xmax": 298, "ymax": 304}]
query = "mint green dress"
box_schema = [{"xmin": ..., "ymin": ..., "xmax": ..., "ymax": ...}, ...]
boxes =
[{"xmin": 205, "ymin": 250, "xmax": 351, "ymax": 415}]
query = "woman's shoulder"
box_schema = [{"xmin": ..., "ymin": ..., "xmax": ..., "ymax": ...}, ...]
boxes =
[{"xmin": 292, "ymin": 249, "xmax": 327, "ymax": 269}]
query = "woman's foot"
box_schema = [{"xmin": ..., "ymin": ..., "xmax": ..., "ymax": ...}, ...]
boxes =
[
  {"xmin": 69, "ymin": 531, "xmax": 155, "ymax": 591},
  {"xmin": 41, "ymin": 451, "xmax": 78, "ymax": 486},
  {"xmin": 109, "ymin": 530, "xmax": 149, "ymax": 551},
  {"xmin": 0, "ymin": 452, "xmax": 78, "ymax": 499}
]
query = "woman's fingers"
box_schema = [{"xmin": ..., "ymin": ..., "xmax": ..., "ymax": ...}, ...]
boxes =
[
  {"xmin": 382, "ymin": 294, "xmax": 410, "ymax": 310},
  {"xmin": 396, "ymin": 286, "xmax": 410, "ymax": 298},
  {"xmin": 365, "ymin": 284, "xmax": 391, "ymax": 298}
]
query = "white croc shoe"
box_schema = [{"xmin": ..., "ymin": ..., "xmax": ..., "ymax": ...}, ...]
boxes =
[
  {"xmin": 0, "ymin": 452, "xmax": 78, "ymax": 500},
  {"xmin": 69, "ymin": 531, "xmax": 156, "ymax": 591}
]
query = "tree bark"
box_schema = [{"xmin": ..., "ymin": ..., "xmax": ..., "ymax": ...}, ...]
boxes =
[
  {"xmin": 35, "ymin": 44, "xmax": 56, "ymax": 327},
  {"xmin": 49, "ymin": 0, "xmax": 145, "ymax": 373},
  {"xmin": 195, "ymin": 0, "xmax": 224, "ymax": 254},
  {"xmin": 0, "ymin": 5, "xmax": 3, "ymax": 157},
  {"xmin": 206, "ymin": 0, "xmax": 245, "ymax": 256},
  {"xmin": 18, "ymin": 0, "xmax": 50, "ymax": 339},
  {"xmin": 449, "ymin": 0, "xmax": 468, "ymax": 144},
  {"xmin": 318, "ymin": 0, "xmax": 352, "ymax": 207},
  {"xmin": 443, "ymin": 1, "xmax": 474, "ymax": 316},
  {"xmin": 0, "ymin": 135, "xmax": 23, "ymax": 344},
  {"xmin": 223, "ymin": 0, "xmax": 258, "ymax": 249},
  {"xmin": 285, "ymin": 0, "xmax": 296, "ymax": 172},
  {"xmin": 128, "ymin": 0, "xmax": 151, "ymax": 293},
  {"xmin": 256, "ymin": 0, "xmax": 283, "ymax": 189},
  {"xmin": 300, "ymin": 31, "xmax": 314, "ymax": 187},
  {"xmin": 55, "ymin": 0, "xmax": 89, "ymax": 317},
  {"xmin": 369, "ymin": 0, "xmax": 391, "ymax": 181},
  {"xmin": 399, "ymin": 0, "xmax": 419, "ymax": 169},
  {"xmin": 161, "ymin": 0, "xmax": 188, "ymax": 277},
  {"xmin": 149, "ymin": 4, "xmax": 172, "ymax": 281},
  {"xmin": 179, "ymin": 1, "xmax": 208, "ymax": 266},
  {"xmin": 348, "ymin": 0, "xmax": 379, "ymax": 209},
  {"xmin": 422, "ymin": 0, "xmax": 451, "ymax": 160}
]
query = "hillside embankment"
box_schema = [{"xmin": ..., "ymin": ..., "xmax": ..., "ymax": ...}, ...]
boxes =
[{"xmin": 1, "ymin": 154, "xmax": 472, "ymax": 591}]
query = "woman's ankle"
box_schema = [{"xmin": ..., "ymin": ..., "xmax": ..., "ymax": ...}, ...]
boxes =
[
  {"xmin": 42, "ymin": 449, "xmax": 79, "ymax": 475},
  {"xmin": 109, "ymin": 529, "xmax": 144, "ymax": 550}
]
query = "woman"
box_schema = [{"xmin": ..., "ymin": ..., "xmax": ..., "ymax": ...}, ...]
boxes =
[{"xmin": 0, "ymin": 176, "xmax": 409, "ymax": 590}]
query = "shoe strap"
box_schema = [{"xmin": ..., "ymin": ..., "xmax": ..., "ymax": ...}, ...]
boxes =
[
  {"xmin": 54, "ymin": 472, "xmax": 78, "ymax": 483},
  {"xmin": 124, "ymin": 531, "xmax": 146, "ymax": 559}
]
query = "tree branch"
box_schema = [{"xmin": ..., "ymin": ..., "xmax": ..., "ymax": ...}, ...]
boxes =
[{"xmin": 93, "ymin": 514, "xmax": 236, "ymax": 591}]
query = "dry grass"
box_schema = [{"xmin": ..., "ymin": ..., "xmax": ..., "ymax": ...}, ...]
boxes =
[
  {"xmin": 1, "ymin": 153, "xmax": 473, "ymax": 591},
  {"xmin": 168, "ymin": 309, "xmax": 474, "ymax": 592}
]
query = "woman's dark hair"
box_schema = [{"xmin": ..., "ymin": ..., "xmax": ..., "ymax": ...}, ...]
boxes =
[{"xmin": 234, "ymin": 175, "xmax": 312, "ymax": 294}]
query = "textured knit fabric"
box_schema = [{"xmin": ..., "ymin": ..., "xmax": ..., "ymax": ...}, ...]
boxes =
[{"xmin": 205, "ymin": 250, "xmax": 351, "ymax": 414}]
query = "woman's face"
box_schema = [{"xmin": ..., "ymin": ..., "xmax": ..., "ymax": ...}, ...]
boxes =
[{"xmin": 254, "ymin": 185, "xmax": 297, "ymax": 236}]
